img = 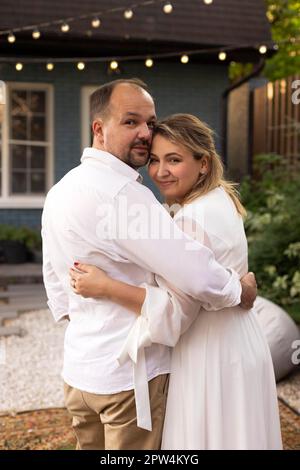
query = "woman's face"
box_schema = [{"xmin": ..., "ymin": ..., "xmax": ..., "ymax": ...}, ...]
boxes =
[{"xmin": 148, "ymin": 134, "xmax": 208, "ymax": 203}]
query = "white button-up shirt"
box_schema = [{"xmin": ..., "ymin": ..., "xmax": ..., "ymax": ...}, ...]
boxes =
[{"xmin": 42, "ymin": 147, "xmax": 241, "ymax": 399}]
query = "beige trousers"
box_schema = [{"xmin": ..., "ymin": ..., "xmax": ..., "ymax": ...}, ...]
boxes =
[{"xmin": 64, "ymin": 374, "xmax": 169, "ymax": 450}]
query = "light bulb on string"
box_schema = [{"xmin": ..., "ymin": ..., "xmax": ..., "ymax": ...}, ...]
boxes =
[
  {"xmin": 124, "ymin": 9, "xmax": 134, "ymax": 20},
  {"xmin": 46, "ymin": 63, "xmax": 54, "ymax": 71},
  {"xmin": 203, "ymin": 0, "xmax": 213, "ymax": 4},
  {"xmin": 163, "ymin": 2, "xmax": 173, "ymax": 14},
  {"xmin": 7, "ymin": 32, "xmax": 16, "ymax": 43},
  {"xmin": 110, "ymin": 60, "xmax": 119, "ymax": 70},
  {"xmin": 91, "ymin": 17, "xmax": 101, "ymax": 28},
  {"xmin": 218, "ymin": 51, "xmax": 227, "ymax": 61},
  {"xmin": 32, "ymin": 29, "xmax": 41, "ymax": 39},
  {"xmin": 77, "ymin": 62, "xmax": 85, "ymax": 70},
  {"xmin": 145, "ymin": 58, "xmax": 153, "ymax": 68},
  {"xmin": 61, "ymin": 23, "xmax": 70, "ymax": 33},
  {"xmin": 15, "ymin": 63, "xmax": 23, "ymax": 71},
  {"xmin": 181, "ymin": 54, "xmax": 189, "ymax": 64},
  {"xmin": 259, "ymin": 45, "xmax": 267, "ymax": 54}
]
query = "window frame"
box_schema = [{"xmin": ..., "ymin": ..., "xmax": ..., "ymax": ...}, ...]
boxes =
[
  {"xmin": 81, "ymin": 85, "xmax": 98, "ymax": 151},
  {"xmin": 0, "ymin": 82, "xmax": 54, "ymax": 208}
]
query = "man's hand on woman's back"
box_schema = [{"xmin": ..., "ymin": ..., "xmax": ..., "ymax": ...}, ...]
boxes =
[{"xmin": 240, "ymin": 272, "xmax": 257, "ymax": 309}]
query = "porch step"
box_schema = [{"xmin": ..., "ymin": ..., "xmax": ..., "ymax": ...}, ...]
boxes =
[
  {"xmin": 0, "ymin": 301, "xmax": 47, "ymax": 315},
  {"xmin": 0, "ymin": 326, "xmax": 26, "ymax": 337},
  {"xmin": 0, "ymin": 263, "xmax": 43, "ymax": 287}
]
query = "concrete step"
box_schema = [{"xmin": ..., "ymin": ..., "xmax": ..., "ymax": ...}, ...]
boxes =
[
  {"xmin": 6, "ymin": 284, "xmax": 45, "ymax": 292},
  {"xmin": 0, "ymin": 302, "xmax": 47, "ymax": 314},
  {"xmin": 0, "ymin": 326, "xmax": 26, "ymax": 337},
  {"xmin": 0, "ymin": 292, "xmax": 47, "ymax": 301},
  {"xmin": 0, "ymin": 293, "xmax": 47, "ymax": 302},
  {"xmin": 0, "ymin": 264, "xmax": 43, "ymax": 287},
  {"xmin": 0, "ymin": 311, "xmax": 19, "ymax": 320}
]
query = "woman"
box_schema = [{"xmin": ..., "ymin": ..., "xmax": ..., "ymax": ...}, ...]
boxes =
[{"xmin": 69, "ymin": 114, "xmax": 282, "ymax": 450}]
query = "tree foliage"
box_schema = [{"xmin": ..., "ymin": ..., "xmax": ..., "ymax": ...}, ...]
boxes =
[{"xmin": 229, "ymin": 0, "xmax": 300, "ymax": 82}]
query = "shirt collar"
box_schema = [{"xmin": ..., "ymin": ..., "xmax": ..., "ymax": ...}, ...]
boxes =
[{"xmin": 81, "ymin": 147, "xmax": 143, "ymax": 183}]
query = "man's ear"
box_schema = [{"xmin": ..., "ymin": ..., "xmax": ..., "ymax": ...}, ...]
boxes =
[{"xmin": 92, "ymin": 119, "xmax": 104, "ymax": 143}]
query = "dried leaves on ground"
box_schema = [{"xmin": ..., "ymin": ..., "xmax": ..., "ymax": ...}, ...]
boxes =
[{"xmin": 0, "ymin": 401, "xmax": 299, "ymax": 450}]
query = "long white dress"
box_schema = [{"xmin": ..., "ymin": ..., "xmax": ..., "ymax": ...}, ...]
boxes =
[{"xmin": 120, "ymin": 186, "xmax": 282, "ymax": 449}]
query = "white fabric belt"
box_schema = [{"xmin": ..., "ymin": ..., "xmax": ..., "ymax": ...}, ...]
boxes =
[{"xmin": 117, "ymin": 315, "xmax": 153, "ymax": 431}]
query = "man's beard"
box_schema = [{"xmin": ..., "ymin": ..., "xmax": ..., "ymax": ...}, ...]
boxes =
[{"xmin": 127, "ymin": 147, "xmax": 150, "ymax": 169}]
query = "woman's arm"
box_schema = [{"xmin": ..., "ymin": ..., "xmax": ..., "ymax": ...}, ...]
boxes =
[
  {"xmin": 70, "ymin": 263, "xmax": 145, "ymax": 315},
  {"xmin": 70, "ymin": 263, "xmax": 199, "ymax": 347}
]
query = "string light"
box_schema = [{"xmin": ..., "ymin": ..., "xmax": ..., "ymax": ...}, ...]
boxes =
[
  {"xmin": 145, "ymin": 58, "xmax": 153, "ymax": 67},
  {"xmin": 61, "ymin": 23, "xmax": 70, "ymax": 33},
  {"xmin": 203, "ymin": 0, "xmax": 213, "ymax": 4},
  {"xmin": 32, "ymin": 29, "xmax": 41, "ymax": 39},
  {"xmin": 280, "ymin": 79, "xmax": 286, "ymax": 94},
  {"xmin": 124, "ymin": 9, "xmax": 134, "ymax": 20},
  {"xmin": 259, "ymin": 45, "xmax": 267, "ymax": 54},
  {"xmin": 3, "ymin": 38, "xmax": 289, "ymax": 73},
  {"xmin": 181, "ymin": 54, "xmax": 189, "ymax": 64},
  {"xmin": 15, "ymin": 62, "xmax": 23, "ymax": 71},
  {"xmin": 91, "ymin": 17, "xmax": 101, "ymax": 28},
  {"xmin": 163, "ymin": 2, "xmax": 173, "ymax": 14},
  {"xmin": 77, "ymin": 61, "xmax": 85, "ymax": 70},
  {"xmin": 110, "ymin": 60, "xmax": 119, "ymax": 70},
  {"xmin": 46, "ymin": 62, "xmax": 54, "ymax": 71},
  {"xmin": 267, "ymin": 82, "xmax": 273, "ymax": 100},
  {"xmin": 7, "ymin": 32, "xmax": 16, "ymax": 43}
]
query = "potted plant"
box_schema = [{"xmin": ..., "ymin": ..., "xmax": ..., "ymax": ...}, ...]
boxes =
[
  {"xmin": 18, "ymin": 226, "xmax": 42, "ymax": 263},
  {"xmin": 0, "ymin": 224, "xmax": 42, "ymax": 264},
  {"xmin": 0, "ymin": 224, "xmax": 29, "ymax": 263}
]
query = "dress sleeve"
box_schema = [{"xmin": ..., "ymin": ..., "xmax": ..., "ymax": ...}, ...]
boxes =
[{"xmin": 139, "ymin": 274, "xmax": 200, "ymax": 347}]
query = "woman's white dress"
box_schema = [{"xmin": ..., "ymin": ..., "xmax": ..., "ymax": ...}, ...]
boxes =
[{"xmin": 121, "ymin": 187, "xmax": 282, "ymax": 450}]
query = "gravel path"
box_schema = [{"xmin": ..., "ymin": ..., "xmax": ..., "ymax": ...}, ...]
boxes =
[{"xmin": 0, "ymin": 309, "xmax": 67, "ymax": 414}]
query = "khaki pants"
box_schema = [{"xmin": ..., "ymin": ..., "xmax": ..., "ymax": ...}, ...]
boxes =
[{"xmin": 64, "ymin": 374, "xmax": 169, "ymax": 450}]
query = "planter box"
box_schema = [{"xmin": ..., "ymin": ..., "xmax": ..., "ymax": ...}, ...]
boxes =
[{"xmin": 0, "ymin": 240, "xmax": 28, "ymax": 264}]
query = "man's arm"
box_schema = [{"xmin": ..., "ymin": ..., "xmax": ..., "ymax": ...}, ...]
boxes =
[
  {"xmin": 110, "ymin": 184, "xmax": 254, "ymax": 310},
  {"xmin": 42, "ymin": 229, "xmax": 70, "ymax": 323}
]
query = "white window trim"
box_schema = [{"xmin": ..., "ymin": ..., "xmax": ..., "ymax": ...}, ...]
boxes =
[
  {"xmin": 0, "ymin": 82, "xmax": 54, "ymax": 209},
  {"xmin": 81, "ymin": 85, "xmax": 98, "ymax": 151}
]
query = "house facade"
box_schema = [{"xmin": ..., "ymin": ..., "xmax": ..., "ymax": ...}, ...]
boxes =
[{"xmin": 0, "ymin": 0, "xmax": 272, "ymax": 229}]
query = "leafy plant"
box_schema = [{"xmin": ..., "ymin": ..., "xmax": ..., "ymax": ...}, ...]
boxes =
[
  {"xmin": 0, "ymin": 224, "xmax": 41, "ymax": 251},
  {"xmin": 240, "ymin": 153, "xmax": 300, "ymax": 322}
]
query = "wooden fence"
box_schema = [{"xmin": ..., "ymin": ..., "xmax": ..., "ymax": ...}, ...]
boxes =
[{"xmin": 252, "ymin": 74, "xmax": 300, "ymax": 171}]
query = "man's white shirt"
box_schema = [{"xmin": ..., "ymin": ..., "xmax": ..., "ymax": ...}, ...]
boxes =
[{"xmin": 42, "ymin": 147, "xmax": 241, "ymax": 394}]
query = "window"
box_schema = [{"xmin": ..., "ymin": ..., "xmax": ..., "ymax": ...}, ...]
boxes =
[{"xmin": 0, "ymin": 82, "xmax": 53, "ymax": 208}]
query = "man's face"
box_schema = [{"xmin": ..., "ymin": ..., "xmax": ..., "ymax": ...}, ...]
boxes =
[{"xmin": 93, "ymin": 84, "xmax": 157, "ymax": 169}]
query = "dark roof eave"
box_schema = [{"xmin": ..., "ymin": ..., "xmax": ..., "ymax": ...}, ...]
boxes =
[{"xmin": 0, "ymin": 35, "xmax": 275, "ymax": 63}]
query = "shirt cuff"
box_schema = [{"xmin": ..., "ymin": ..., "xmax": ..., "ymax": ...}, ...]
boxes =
[
  {"xmin": 202, "ymin": 268, "xmax": 242, "ymax": 311},
  {"xmin": 47, "ymin": 300, "xmax": 69, "ymax": 323}
]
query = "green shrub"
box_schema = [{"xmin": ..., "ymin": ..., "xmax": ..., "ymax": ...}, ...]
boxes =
[
  {"xmin": 240, "ymin": 154, "xmax": 300, "ymax": 322},
  {"xmin": 0, "ymin": 224, "xmax": 41, "ymax": 251}
]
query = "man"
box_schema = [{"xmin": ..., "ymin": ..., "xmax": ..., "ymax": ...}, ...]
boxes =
[{"xmin": 42, "ymin": 78, "xmax": 256, "ymax": 450}]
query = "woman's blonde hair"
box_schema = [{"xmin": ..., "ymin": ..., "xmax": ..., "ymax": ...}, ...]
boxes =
[{"xmin": 154, "ymin": 114, "xmax": 246, "ymax": 218}]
